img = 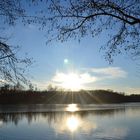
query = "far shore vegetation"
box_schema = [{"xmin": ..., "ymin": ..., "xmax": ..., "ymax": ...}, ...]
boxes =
[{"xmin": 0, "ymin": 84, "xmax": 139, "ymax": 104}]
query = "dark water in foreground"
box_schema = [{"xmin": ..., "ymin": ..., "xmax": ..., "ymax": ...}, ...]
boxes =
[{"xmin": 0, "ymin": 103, "xmax": 140, "ymax": 140}]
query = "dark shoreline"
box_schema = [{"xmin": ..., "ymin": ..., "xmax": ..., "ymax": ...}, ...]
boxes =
[{"xmin": 0, "ymin": 89, "xmax": 140, "ymax": 104}]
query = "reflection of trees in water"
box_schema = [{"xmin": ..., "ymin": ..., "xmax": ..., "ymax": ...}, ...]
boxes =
[{"xmin": 0, "ymin": 108, "xmax": 126, "ymax": 126}]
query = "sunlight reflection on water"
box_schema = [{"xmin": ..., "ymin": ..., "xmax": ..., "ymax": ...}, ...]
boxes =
[
  {"xmin": 66, "ymin": 115, "xmax": 80, "ymax": 132},
  {"xmin": 0, "ymin": 104, "xmax": 140, "ymax": 140},
  {"xmin": 54, "ymin": 113, "xmax": 96, "ymax": 134},
  {"xmin": 66, "ymin": 104, "xmax": 79, "ymax": 112}
]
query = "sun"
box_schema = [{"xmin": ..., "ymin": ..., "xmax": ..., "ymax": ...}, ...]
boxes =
[{"xmin": 61, "ymin": 73, "xmax": 82, "ymax": 90}]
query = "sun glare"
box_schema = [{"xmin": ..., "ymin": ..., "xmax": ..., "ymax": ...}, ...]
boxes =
[{"xmin": 61, "ymin": 73, "xmax": 82, "ymax": 90}]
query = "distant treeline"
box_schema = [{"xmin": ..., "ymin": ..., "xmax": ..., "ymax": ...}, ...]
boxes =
[{"xmin": 0, "ymin": 88, "xmax": 140, "ymax": 104}]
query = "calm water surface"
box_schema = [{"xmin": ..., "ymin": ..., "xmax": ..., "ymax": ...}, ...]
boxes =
[{"xmin": 0, "ymin": 103, "xmax": 140, "ymax": 140}]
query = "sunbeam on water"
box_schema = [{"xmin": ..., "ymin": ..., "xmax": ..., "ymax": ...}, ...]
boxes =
[
  {"xmin": 66, "ymin": 115, "xmax": 80, "ymax": 132},
  {"xmin": 66, "ymin": 104, "xmax": 79, "ymax": 112}
]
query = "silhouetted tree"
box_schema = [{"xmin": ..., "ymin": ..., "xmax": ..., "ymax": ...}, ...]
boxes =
[
  {"xmin": 46, "ymin": 0, "xmax": 140, "ymax": 62},
  {"xmin": 0, "ymin": 0, "xmax": 31, "ymax": 84},
  {"xmin": 13, "ymin": 82, "xmax": 24, "ymax": 91},
  {"xmin": 47, "ymin": 84, "xmax": 58, "ymax": 91},
  {"xmin": 26, "ymin": 0, "xmax": 140, "ymax": 63},
  {"xmin": 29, "ymin": 83, "xmax": 34, "ymax": 91},
  {"xmin": 1, "ymin": 0, "xmax": 140, "ymax": 85},
  {"xmin": 0, "ymin": 42, "xmax": 32, "ymax": 84},
  {"xmin": 1, "ymin": 0, "xmax": 140, "ymax": 63},
  {"xmin": 1, "ymin": 84, "xmax": 10, "ymax": 91}
]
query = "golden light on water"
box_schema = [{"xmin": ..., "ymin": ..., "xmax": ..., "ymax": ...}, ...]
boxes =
[
  {"xmin": 66, "ymin": 104, "xmax": 79, "ymax": 112},
  {"xmin": 66, "ymin": 116, "xmax": 79, "ymax": 132},
  {"xmin": 53, "ymin": 113, "xmax": 97, "ymax": 133}
]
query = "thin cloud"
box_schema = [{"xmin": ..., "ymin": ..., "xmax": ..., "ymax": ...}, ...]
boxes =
[
  {"xmin": 51, "ymin": 67, "xmax": 127, "ymax": 88},
  {"xmin": 34, "ymin": 67, "xmax": 127, "ymax": 90},
  {"xmin": 85, "ymin": 67, "xmax": 127, "ymax": 79}
]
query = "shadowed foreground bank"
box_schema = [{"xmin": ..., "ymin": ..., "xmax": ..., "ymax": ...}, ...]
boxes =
[{"xmin": 0, "ymin": 89, "xmax": 140, "ymax": 104}]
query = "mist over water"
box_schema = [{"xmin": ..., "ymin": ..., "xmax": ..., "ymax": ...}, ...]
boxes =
[{"xmin": 0, "ymin": 103, "xmax": 140, "ymax": 140}]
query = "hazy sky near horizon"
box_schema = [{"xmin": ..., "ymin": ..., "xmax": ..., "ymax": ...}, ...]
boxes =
[{"xmin": 2, "ymin": 2, "xmax": 140, "ymax": 94}]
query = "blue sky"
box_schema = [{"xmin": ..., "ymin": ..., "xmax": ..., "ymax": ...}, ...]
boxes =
[
  {"xmin": 1, "ymin": 0, "xmax": 139, "ymax": 94},
  {"xmin": 4, "ymin": 21, "xmax": 140, "ymax": 94}
]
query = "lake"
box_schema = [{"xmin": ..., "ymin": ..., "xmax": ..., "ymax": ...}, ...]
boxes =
[{"xmin": 0, "ymin": 103, "xmax": 140, "ymax": 140}]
